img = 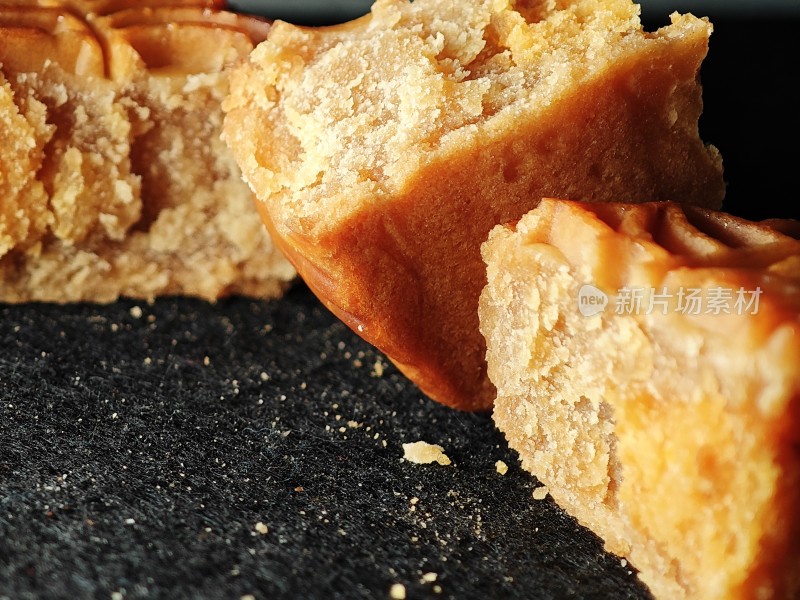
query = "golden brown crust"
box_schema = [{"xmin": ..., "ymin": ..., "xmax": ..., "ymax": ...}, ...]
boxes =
[
  {"xmin": 479, "ymin": 199, "xmax": 800, "ymax": 599},
  {"xmin": 0, "ymin": 0, "xmax": 294, "ymax": 303},
  {"xmin": 224, "ymin": 0, "xmax": 724, "ymax": 410}
]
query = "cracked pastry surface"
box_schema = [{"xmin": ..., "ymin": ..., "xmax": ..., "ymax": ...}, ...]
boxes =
[{"xmin": 223, "ymin": 0, "xmax": 724, "ymax": 410}]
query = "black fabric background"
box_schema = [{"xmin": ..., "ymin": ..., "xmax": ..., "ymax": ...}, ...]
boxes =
[{"xmin": 1, "ymin": 12, "xmax": 798, "ymax": 600}]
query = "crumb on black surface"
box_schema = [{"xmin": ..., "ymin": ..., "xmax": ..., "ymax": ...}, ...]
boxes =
[{"xmin": 0, "ymin": 282, "xmax": 650, "ymax": 600}]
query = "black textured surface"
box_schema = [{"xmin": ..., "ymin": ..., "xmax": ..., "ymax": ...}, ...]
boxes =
[{"xmin": 1, "ymin": 283, "xmax": 649, "ymax": 600}]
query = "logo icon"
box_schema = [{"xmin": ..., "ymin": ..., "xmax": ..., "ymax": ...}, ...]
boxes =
[{"xmin": 578, "ymin": 284, "xmax": 608, "ymax": 317}]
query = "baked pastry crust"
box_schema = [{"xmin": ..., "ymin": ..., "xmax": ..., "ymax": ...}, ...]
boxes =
[
  {"xmin": 223, "ymin": 0, "xmax": 725, "ymax": 410},
  {"xmin": 0, "ymin": 0, "xmax": 294, "ymax": 302},
  {"xmin": 479, "ymin": 198, "xmax": 800, "ymax": 599}
]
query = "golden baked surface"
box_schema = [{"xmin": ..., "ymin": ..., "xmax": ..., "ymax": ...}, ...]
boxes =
[
  {"xmin": 479, "ymin": 199, "xmax": 800, "ymax": 600},
  {"xmin": 223, "ymin": 0, "xmax": 725, "ymax": 410},
  {"xmin": 0, "ymin": 0, "xmax": 294, "ymax": 302}
]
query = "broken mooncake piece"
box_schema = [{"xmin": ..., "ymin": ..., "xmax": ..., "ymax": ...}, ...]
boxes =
[
  {"xmin": 479, "ymin": 198, "xmax": 800, "ymax": 600},
  {"xmin": 223, "ymin": 0, "xmax": 725, "ymax": 411},
  {"xmin": 0, "ymin": 0, "xmax": 295, "ymax": 303}
]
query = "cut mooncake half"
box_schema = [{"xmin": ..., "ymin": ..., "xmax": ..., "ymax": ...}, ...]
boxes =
[
  {"xmin": 479, "ymin": 198, "xmax": 800, "ymax": 600},
  {"xmin": 223, "ymin": 0, "xmax": 725, "ymax": 411},
  {"xmin": 0, "ymin": 0, "xmax": 294, "ymax": 303}
]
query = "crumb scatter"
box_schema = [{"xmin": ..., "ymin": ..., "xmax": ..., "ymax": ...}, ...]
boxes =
[{"xmin": 403, "ymin": 441, "xmax": 452, "ymax": 466}]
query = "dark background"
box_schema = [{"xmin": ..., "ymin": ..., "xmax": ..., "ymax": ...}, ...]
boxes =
[
  {"xmin": 1, "ymin": 3, "xmax": 798, "ymax": 600},
  {"xmin": 641, "ymin": 8, "xmax": 800, "ymax": 221}
]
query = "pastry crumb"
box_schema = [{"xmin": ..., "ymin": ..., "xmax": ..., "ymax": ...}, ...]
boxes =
[
  {"xmin": 532, "ymin": 485, "xmax": 549, "ymax": 501},
  {"xmin": 495, "ymin": 460, "xmax": 508, "ymax": 475},
  {"xmin": 420, "ymin": 572, "xmax": 437, "ymax": 583},
  {"xmin": 254, "ymin": 522, "xmax": 268, "ymax": 535},
  {"xmin": 129, "ymin": 306, "xmax": 143, "ymax": 319},
  {"xmin": 402, "ymin": 441, "xmax": 451, "ymax": 466},
  {"xmin": 389, "ymin": 583, "xmax": 406, "ymax": 599}
]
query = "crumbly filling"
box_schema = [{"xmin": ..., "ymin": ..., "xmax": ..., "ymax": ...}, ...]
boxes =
[
  {"xmin": 224, "ymin": 0, "xmax": 708, "ymax": 228},
  {"xmin": 480, "ymin": 201, "xmax": 800, "ymax": 600},
  {"xmin": 0, "ymin": 3, "xmax": 293, "ymax": 301}
]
